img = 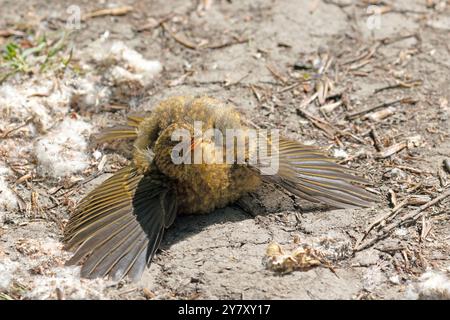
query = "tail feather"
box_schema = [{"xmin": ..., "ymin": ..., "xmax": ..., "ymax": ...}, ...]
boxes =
[
  {"xmin": 257, "ymin": 138, "xmax": 378, "ymax": 209},
  {"xmin": 95, "ymin": 114, "xmax": 146, "ymax": 143}
]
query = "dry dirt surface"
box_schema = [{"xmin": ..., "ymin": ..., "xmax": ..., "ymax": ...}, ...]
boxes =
[{"xmin": 1, "ymin": 0, "xmax": 450, "ymax": 300}]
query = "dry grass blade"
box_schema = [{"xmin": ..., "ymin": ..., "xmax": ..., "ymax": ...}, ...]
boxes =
[
  {"xmin": 266, "ymin": 63, "xmax": 288, "ymax": 84},
  {"xmin": 82, "ymin": 6, "xmax": 133, "ymax": 20},
  {"xmin": 320, "ymin": 100, "xmax": 342, "ymax": 113},
  {"xmin": 374, "ymin": 80, "xmax": 423, "ymax": 94},
  {"xmin": 0, "ymin": 29, "xmax": 25, "ymax": 37},
  {"xmin": 161, "ymin": 23, "xmax": 198, "ymax": 50},
  {"xmin": 375, "ymin": 141, "xmax": 407, "ymax": 159},
  {"xmin": 341, "ymin": 43, "xmax": 380, "ymax": 66},
  {"xmin": 297, "ymin": 109, "xmax": 336, "ymax": 139},
  {"xmin": 365, "ymin": 107, "xmax": 395, "ymax": 121},
  {"xmin": 354, "ymin": 198, "xmax": 408, "ymax": 250},
  {"xmin": 204, "ymin": 37, "xmax": 249, "ymax": 50},
  {"xmin": 0, "ymin": 116, "xmax": 33, "ymax": 138},
  {"xmin": 347, "ymin": 97, "xmax": 417, "ymax": 119}
]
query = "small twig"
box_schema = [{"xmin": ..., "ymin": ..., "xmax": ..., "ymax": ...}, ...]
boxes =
[
  {"xmin": 374, "ymin": 80, "xmax": 423, "ymax": 94},
  {"xmin": 82, "ymin": 6, "xmax": 133, "ymax": 20},
  {"xmin": 0, "ymin": 29, "xmax": 25, "ymax": 37},
  {"xmin": 380, "ymin": 33, "xmax": 419, "ymax": 45},
  {"xmin": 385, "ymin": 190, "xmax": 450, "ymax": 231},
  {"xmin": 204, "ymin": 37, "xmax": 249, "ymax": 50},
  {"xmin": 346, "ymin": 97, "xmax": 417, "ymax": 119},
  {"xmin": 297, "ymin": 92, "xmax": 319, "ymax": 110},
  {"xmin": 348, "ymin": 59, "xmax": 372, "ymax": 71},
  {"xmin": 278, "ymin": 81, "xmax": 304, "ymax": 93},
  {"xmin": 320, "ymin": 100, "xmax": 342, "ymax": 113},
  {"xmin": 388, "ymin": 189, "xmax": 398, "ymax": 207},
  {"xmin": 136, "ymin": 14, "xmax": 174, "ymax": 32},
  {"xmin": 370, "ymin": 127, "xmax": 383, "ymax": 152},
  {"xmin": 57, "ymin": 171, "xmax": 104, "ymax": 197},
  {"xmin": 224, "ymin": 72, "xmax": 250, "ymax": 88},
  {"xmin": 341, "ymin": 43, "xmax": 380, "ymax": 66},
  {"xmin": 266, "ymin": 63, "xmax": 288, "ymax": 84},
  {"xmin": 250, "ymin": 84, "xmax": 263, "ymax": 103},
  {"xmin": 297, "ymin": 109, "xmax": 336, "ymax": 139},
  {"xmin": 396, "ymin": 165, "xmax": 426, "ymax": 174},
  {"xmin": 354, "ymin": 190, "xmax": 450, "ymax": 251},
  {"xmin": 354, "ymin": 199, "xmax": 408, "ymax": 249},
  {"xmin": 0, "ymin": 116, "xmax": 33, "ymax": 138},
  {"xmin": 375, "ymin": 141, "xmax": 407, "ymax": 159},
  {"xmin": 322, "ymin": 0, "xmax": 352, "ymax": 8},
  {"xmin": 161, "ymin": 23, "xmax": 198, "ymax": 50}
]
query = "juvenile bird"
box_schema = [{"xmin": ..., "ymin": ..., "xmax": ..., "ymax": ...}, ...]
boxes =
[{"xmin": 64, "ymin": 96, "xmax": 377, "ymax": 281}]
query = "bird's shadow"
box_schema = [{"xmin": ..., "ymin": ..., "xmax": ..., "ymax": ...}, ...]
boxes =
[
  {"xmin": 133, "ymin": 178, "xmax": 330, "ymax": 266},
  {"xmin": 158, "ymin": 196, "xmax": 329, "ymax": 253}
]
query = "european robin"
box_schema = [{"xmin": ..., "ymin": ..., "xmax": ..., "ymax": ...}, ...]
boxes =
[{"xmin": 64, "ymin": 96, "xmax": 376, "ymax": 281}]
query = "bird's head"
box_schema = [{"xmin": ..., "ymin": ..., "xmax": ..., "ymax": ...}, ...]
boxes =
[{"xmin": 151, "ymin": 122, "xmax": 229, "ymax": 183}]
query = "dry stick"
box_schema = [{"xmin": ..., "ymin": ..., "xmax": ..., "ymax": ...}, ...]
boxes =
[
  {"xmin": 82, "ymin": 6, "xmax": 133, "ymax": 20},
  {"xmin": 354, "ymin": 199, "xmax": 408, "ymax": 249},
  {"xmin": 396, "ymin": 165, "xmax": 425, "ymax": 174},
  {"xmin": 250, "ymin": 84, "xmax": 263, "ymax": 103},
  {"xmin": 278, "ymin": 81, "xmax": 303, "ymax": 93},
  {"xmin": 342, "ymin": 43, "xmax": 380, "ymax": 66},
  {"xmin": 370, "ymin": 127, "xmax": 383, "ymax": 152},
  {"xmin": 266, "ymin": 64, "xmax": 288, "ymax": 84},
  {"xmin": 224, "ymin": 72, "xmax": 250, "ymax": 88},
  {"xmin": 375, "ymin": 141, "xmax": 407, "ymax": 159},
  {"xmin": 298, "ymin": 111, "xmax": 335, "ymax": 139},
  {"xmin": 374, "ymin": 80, "xmax": 423, "ymax": 94},
  {"xmin": 0, "ymin": 116, "xmax": 33, "ymax": 138},
  {"xmin": 205, "ymin": 37, "xmax": 249, "ymax": 50},
  {"xmin": 354, "ymin": 190, "xmax": 450, "ymax": 251},
  {"xmin": 297, "ymin": 92, "xmax": 319, "ymax": 109},
  {"xmin": 161, "ymin": 23, "xmax": 198, "ymax": 50},
  {"xmin": 297, "ymin": 93, "xmax": 365, "ymax": 144},
  {"xmin": 380, "ymin": 33, "xmax": 419, "ymax": 45},
  {"xmin": 136, "ymin": 13, "xmax": 175, "ymax": 32},
  {"xmin": 322, "ymin": 0, "xmax": 352, "ymax": 8},
  {"xmin": 0, "ymin": 29, "xmax": 25, "ymax": 37},
  {"xmin": 348, "ymin": 59, "xmax": 372, "ymax": 71},
  {"xmin": 346, "ymin": 97, "xmax": 417, "ymax": 120}
]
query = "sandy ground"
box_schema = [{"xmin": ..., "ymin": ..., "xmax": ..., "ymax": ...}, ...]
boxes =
[{"xmin": 0, "ymin": 0, "xmax": 450, "ymax": 300}]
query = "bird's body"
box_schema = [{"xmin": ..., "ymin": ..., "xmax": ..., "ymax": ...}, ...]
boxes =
[
  {"xmin": 64, "ymin": 96, "xmax": 377, "ymax": 281},
  {"xmin": 134, "ymin": 96, "xmax": 261, "ymax": 214}
]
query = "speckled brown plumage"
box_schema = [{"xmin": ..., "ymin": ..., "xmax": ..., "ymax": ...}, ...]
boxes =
[{"xmin": 64, "ymin": 96, "xmax": 377, "ymax": 282}]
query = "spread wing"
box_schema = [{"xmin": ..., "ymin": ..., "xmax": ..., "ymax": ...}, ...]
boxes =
[
  {"xmin": 253, "ymin": 137, "xmax": 377, "ymax": 209},
  {"xmin": 64, "ymin": 166, "xmax": 177, "ymax": 281}
]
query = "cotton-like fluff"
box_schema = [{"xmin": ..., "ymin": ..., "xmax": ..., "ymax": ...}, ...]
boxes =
[
  {"xmin": 34, "ymin": 118, "xmax": 92, "ymax": 178},
  {"xmin": 406, "ymin": 270, "xmax": 450, "ymax": 300},
  {"xmin": 0, "ymin": 81, "xmax": 72, "ymax": 133},
  {"xmin": 0, "ymin": 258, "xmax": 19, "ymax": 291},
  {"xmin": 0, "ymin": 165, "xmax": 18, "ymax": 214},
  {"xmin": 89, "ymin": 40, "xmax": 162, "ymax": 84},
  {"xmin": 25, "ymin": 266, "xmax": 109, "ymax": 299}
]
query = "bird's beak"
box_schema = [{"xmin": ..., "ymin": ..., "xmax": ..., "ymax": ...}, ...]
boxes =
[
  {"xmin": 182, "ymin": 135, "xmax": 202, "ymax": 163},
  {"xmin": 190, "ymin": 136, "xmax": 200, "ymax": 152}
]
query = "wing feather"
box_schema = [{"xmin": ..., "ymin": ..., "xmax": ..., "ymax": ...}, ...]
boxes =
[
  {"xmin": 256, "ymin": 137, "xmax": 377, "ymax": 209},
  {"xmin": 64, "ymin": 165, "xmax": 177, "ymax": 281}
]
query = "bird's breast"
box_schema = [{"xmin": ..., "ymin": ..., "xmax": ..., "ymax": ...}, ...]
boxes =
[{"xmin": 174, "ymin": 164, "xmax": 261, "ymax": 215}]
